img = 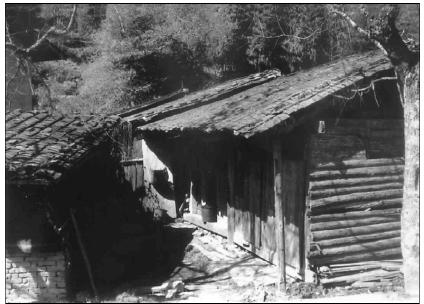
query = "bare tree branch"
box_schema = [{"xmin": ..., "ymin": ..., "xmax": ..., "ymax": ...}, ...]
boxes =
[
  {"xmin": 6, "ymin": 5, "xmax": 77, "ymax": 54},
  {"xmin": 328, "ymin": 6, "xmax": 388, "ymax": 56},
  {"xmin": 332, "ymin": 76, "xmax": 397, "ymax": 103},
  {"xmin": 329, "ymin": 4, "xmax": 418, "ymax": 67},
  {"xmin": 6, "ymin": 22, "xmax": 13, "ymax": 44},
  {"xmin": 112, "ymin": 5, "xmax": 126, "ymax": 37},
  {"xmin": 255, "ymin": 14, "xmax": 324, "ymax": 41},
  {"xmin": 255, "ymin": 29, "xmax": 322, "ymax": 40}
]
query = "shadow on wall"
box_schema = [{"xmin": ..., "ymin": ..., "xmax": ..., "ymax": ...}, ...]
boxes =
[{"xmin": 6, "ymin": 248, "xmax": 67, "ymax": 302}]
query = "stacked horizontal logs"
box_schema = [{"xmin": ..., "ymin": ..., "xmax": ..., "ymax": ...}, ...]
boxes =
[
  {"xmin": 307, "ymin": 157, "xmax": 404, "ymax": 286},
  {"xmin": 318, "ymin": 260, "xmax": 403, "ymax": 287}
]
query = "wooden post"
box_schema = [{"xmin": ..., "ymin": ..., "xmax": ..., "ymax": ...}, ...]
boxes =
[
  {"xmin": 273, "ymin": 140, "xmax": 286, "ymax": 290},
  {"xmin": 227, "ymin": 152, "xmax": 235, "ymax": 243},
  {"xmin": 303, "ymin": 135, "xmax": 315, "ymax": 283},
  {"xmin": 70, "ymin": 209, "xmax": 99, "ymax": 300}
]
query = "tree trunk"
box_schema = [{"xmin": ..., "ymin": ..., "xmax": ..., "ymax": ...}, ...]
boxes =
[
  {"xmin": 330, "ymin": 4, "xmax": 419, "ymax": 295},
  {"xmin": 399, "ymin": 62, "xmax": 419, "ymax": 296}
]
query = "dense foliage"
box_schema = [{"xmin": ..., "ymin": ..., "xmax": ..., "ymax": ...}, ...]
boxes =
[{"xmin": 5, "ymin": 4, "xmax": 419, "ymax": 114}]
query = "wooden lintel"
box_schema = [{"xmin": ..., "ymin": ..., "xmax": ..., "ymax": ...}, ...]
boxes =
[{"xmin": 120, "ymin": 158, "xmax": 144, "ymax": 165}]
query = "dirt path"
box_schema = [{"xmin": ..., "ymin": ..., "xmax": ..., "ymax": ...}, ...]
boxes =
[
  {"xmin": 99, "ymin": 222, "xmax": 412, "ymax": 303},
  {"xmin": 101, "ymin": 222, "xmax": 279, "ymax": 302}
]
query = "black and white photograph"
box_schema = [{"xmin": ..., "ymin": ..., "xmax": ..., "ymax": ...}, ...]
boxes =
[{"xmin": 4, "ymin": 2, "xmax": 420, "ymax": 303}]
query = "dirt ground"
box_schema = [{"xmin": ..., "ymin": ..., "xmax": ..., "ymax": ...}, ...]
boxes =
[
  {"xmin": 92, "ymin": 221, "xmax": 278, "ymax": 303},
  {"xmin": 79, "ymin": 221, "xmax": 414, "ymax": 303}
]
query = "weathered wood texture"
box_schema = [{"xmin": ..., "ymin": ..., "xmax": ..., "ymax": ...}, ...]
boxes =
[
  {"xmin": 220, "ymin": 141, "xmax": 305, "ymax": 281},
  {"xmin": 273, "ymin": 141, "xmax": 286, "ymax": 286},
  {"xmin": 319, "ymin": 259, "xmax": 403, "ymax": 286},
  {"xmin": 281, "ymin": 160, "xmax": 305, "ymax": 275},
  {"xmin": 122, "ymin": 69, "xmax": 281, "ymax": 128},
  {"xmin": 122, "ymin": 138, "xmax": 144, "ymax": 192},
  {"xmin": 225, "ymin": 145, "xmax": 278, "ymax": 265},
  {"xmin": 137, "ymin": 52, "xmax": 391, "ymax": 138},
  {"xmin": 306, "ymin": 119, "xmax": 404, "ymax": 287}
]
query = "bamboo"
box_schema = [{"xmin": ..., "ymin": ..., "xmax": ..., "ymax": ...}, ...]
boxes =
[{"xmin": 70, "ymin": 209, "xmax": 99, "ymax": 300}]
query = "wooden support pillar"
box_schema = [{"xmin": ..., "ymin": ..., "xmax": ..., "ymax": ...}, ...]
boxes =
[
  {"xmin": 227, "ymin": 151, "xmax": 235, "ymax": 243},
  {"xmin": 70, "ymin": 209, "xmax": 99, "ymax": 300},
  {"xmin": 273, "ymin": 140, "xmax": 286, "ymax": 289}
]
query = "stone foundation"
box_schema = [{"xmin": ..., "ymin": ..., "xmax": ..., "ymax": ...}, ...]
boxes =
[{"xmin": 6, "ymin": 250, "xmax": 67, "ymax": 303}]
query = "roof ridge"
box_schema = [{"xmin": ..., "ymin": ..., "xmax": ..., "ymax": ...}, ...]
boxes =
[{"xmin": 121, "ymin": 69, "xmax": 282, "ymax": 127}]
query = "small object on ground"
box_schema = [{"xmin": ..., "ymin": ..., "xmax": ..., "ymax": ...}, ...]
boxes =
[
  {"xmin": 172, "ymin": 280, "xmax": 185, "ymax": 292},
  {"xmin": 165, "ymin": 288, "xmax": 178, "ymax": 299},
  {"xmin": 116, "ymin": 292, "xmax": 140, "ymax": 303},
  {"xmin": 185, "ymin": 244, "xmax": 194, "ymax": 252},
  {"xmin": 230, "ymin": 267, "xmax": 256, "ymax": 287},
  {"xmin": 151, "ymin": 281, "xmax": 172, "ymax": 294}
]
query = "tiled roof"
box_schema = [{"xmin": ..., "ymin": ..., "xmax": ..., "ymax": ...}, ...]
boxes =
[
  {"xmin": 128, "ymin": 51, "xmax": 392, "ymax": 138},
  {"xmin": 6, "ymin": 109, "xmax": 120, "ymax": 185},
  {"xmin": 119, "ymin": 69, "xmax": 282, "ymax": 125}
]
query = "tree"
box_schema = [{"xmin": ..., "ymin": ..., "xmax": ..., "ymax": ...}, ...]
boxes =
[
  {"xmin": 6, "ymin": 4, "xmax": 77, "ymax": 55},
  {"xmin": 5, "ymin": 4, "xmax": 78, "ymax": 110},
  {"xmin": 330, "ymin": 4, "xmax": 419, "ymax": 296}
]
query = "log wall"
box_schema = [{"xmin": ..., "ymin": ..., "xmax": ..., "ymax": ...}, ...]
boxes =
[{"xmin": 306, "ymin": 119, "xmax": 404, "ymax": 286}]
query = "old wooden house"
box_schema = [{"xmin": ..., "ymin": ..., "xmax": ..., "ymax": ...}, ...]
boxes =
[
  {"xmin": 5, "ymin": 109, "xmax": 123, "ymax": 301},
  {"xmin": 119, "ymin": 50, "xmax": 404, "ymax": 287}
]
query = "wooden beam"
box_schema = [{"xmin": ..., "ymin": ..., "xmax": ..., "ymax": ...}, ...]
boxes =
[
  {"xmin": 273, "ymin": 139, "xmax": 286, "ymax": 289},
  {"xmin": 227, "ymin": 151, "xmax": 235, "ymax": 244},
  {"xmin": 120, "ymin": 158, "xmax": 144, "ymax": 166},
  {"xmin": 70, "ymin": 209, "xmax": 99, "ymax": 300}
]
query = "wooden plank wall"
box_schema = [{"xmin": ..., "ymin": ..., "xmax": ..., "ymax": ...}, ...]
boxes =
[
  {"xmin": 120, "ymin": 122, "xmax": 144, "ymax": 193},
  {"xmin": 281, "ymin": 160, "xmax": 305, "ymax": 276},
  {"xmin": 123, "ymin": 138, "xmax": 144, "ymax": 192},
  {"xmin": 226, "ymin": 142, "xmax": 305, "ymax": 280},
  {"xmin": 306, "ymin": 119, "xmax": 404, "ymax": 287},
  {"xmin": 227, "ymin": 147, "xmax": 277, "ymax": 262},
  {"xmin": 184, "ymin": 139, "xmax": 229, "ymax": 232}
]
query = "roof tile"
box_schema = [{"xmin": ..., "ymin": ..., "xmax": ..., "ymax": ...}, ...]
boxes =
[{"xmin": 6, "ymin": 110, "xmax": 120, "ymax": 185}]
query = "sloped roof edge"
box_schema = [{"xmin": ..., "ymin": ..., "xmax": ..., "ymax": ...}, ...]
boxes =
[
  {"xmin": 6, "ymin": 109, "xmax": 120, "ymax": 185},
  {"xmin": 137, "ymin": 51, "xmax": 392, "ymax": 138}
]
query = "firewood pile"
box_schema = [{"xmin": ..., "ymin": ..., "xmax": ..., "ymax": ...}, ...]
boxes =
[{"xmin": 317, "ymin": 260, "xmax": 403, "ymax": 288}]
